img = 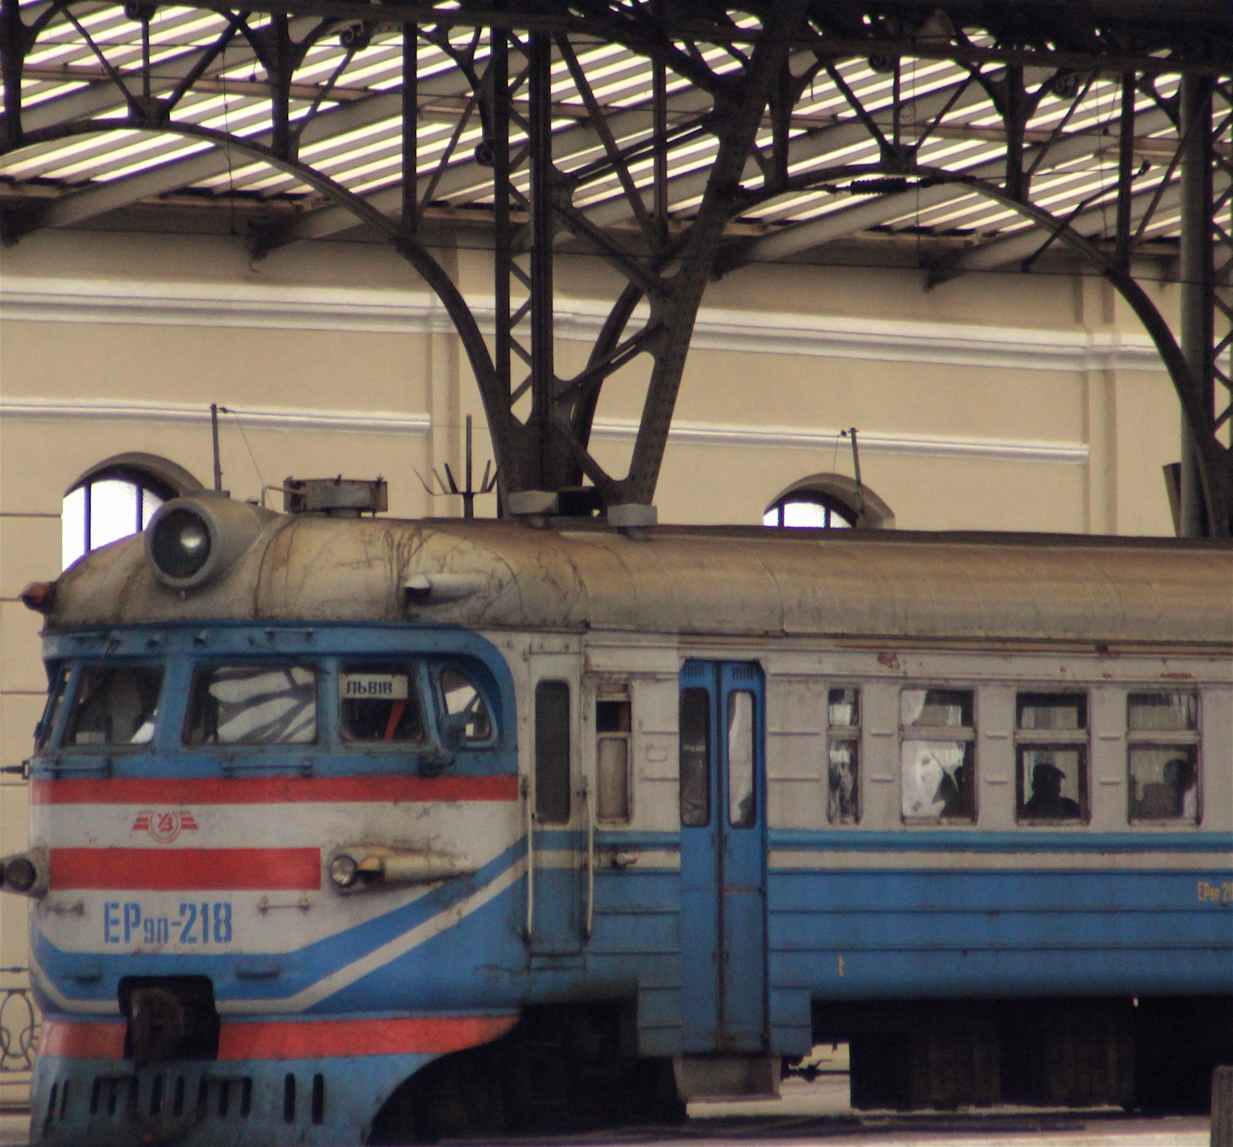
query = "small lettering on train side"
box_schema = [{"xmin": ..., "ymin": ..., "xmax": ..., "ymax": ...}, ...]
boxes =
[
  {"xmin": 341, "ymin": 673, "xmax": 409, "ymax": 700},
  {"xmin": 103, "ymin": 900, "xmax": 235, "ymax": 945},
  {"xmin": 1196, "ymin": 880, "xmax": 1233, "ymax": 905}
]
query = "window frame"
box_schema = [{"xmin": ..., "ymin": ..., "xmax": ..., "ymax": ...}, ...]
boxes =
[
  {"xmin": 434, "ymin": 662, "xmax": 498, "ymax": 747},
  {"xmin": 898, "ymin": 686, "xmax": 977, "ymax": 825},
  {"xmin": 59, "ymin": 661, "xmax": 165, "ymax": 752},
  {"xmin": 337, "ymin": 660, "xmax": 429, "ymax": 747},
  {"xmin": 534, "ymin": 679, "xmax": 572, "ymax": 824},
  {"xmin": 595, "ymin": 687, "xmax": 633, "ymax": 824},
  {"xmin": 826, "ymin": 685, "xmax": 861, "ymax": 825},
  {"xmin": 1126, "ymin": 689, "xmax": 1201, "ymax": 825},
  {"xmin": 1013, "ymin": 689, "xmax": 1090, "ymax": 824},
  {"xmin": 183, "ymin": 663, "xmax": 320, "ymax": 748}
]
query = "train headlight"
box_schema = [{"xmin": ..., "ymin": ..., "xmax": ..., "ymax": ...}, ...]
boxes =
[
  {"xmin": 144, "ymin": 496, "xmax": 273, "ymax": 591},
  {"xmin": 0, "ymin": 850, "xmax": 45, "ymax": 897},
  {"xmin": 328, "ymin": 854, "xmax": 358, "ymax": 889},
  {"xmin": 150, "ymin": 508, "xmax": 213, "ymax": 580},
  {"xmin": 5, "ymin": 857, "xmax": 36, "ymax": 892}
]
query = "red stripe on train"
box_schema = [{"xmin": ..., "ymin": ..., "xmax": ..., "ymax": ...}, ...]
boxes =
[
  {"xmin": 32, "ymin": 774, "xmax": 518, "ymax": 806},
  {"xmin": 50, "ymin": 848, "xmax": 321, "ymax": 890},
  {"xmin": 40, "ymin": 1014, "xmax": 518, "ymax": 1061}
]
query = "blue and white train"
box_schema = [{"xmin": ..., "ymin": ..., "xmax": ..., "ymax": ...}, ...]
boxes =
[{"xmin": 4, "ymin": 479, "xmax": 1232, "ymax": 1145}]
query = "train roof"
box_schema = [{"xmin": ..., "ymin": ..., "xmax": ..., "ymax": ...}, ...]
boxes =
[{"xmin": 43, "ymin": 509, "xmax": 1233, "ymax": 649}]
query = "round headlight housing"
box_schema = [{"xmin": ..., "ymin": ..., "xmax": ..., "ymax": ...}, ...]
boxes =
[
  {"xmin": 144, "ymin": 496, "xmax": 272, "ymax": 591},
  {"xmin": 150, "ymin": 508, "xmax": 213, "ymax": 581},
  {"xmin": 329, "ymin": 854, "xmax": 358, "ymax": 889},
  {"xmin": 4, "ymin": 855, "xmax": 37, "ymax": 893}
]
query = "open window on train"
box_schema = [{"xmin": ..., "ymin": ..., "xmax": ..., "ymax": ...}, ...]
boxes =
[
  {"xmin": 1015, "ymin": 692, "xmax": 1088, "ymax": 822},
  {"xmin": 63, "ymin": 664, "xmax": 163, "ymax": 747},
  {"xmin": 437, "ymin": 666, "xmax": 495, "ymax": 744},
  {"xmin": 827, "ymin": 687, "xmax": 861, "ymax": 824},
  {"xmin": 535, "ymin": 681, "xmax": 571, "ymax": 823},
  {"xmin": 339, "ymin": 663, "xmax": 425, "ymax": 743},
  {"xmin": 35, "ymin": 664, "xmax": 70, "ymax": 749},
  {"xmin": 596, "ymin": 690, "xmax": 632, "ymax": 822},
  {"xmin": 900, "ymin": 688, "xmax": 975, "ymax": 822},
  {"xmin": 1127, "ymin": 691, "xmax": 1200, "ymax": 823},
  {"xmin": 185, "ymin": 665, "xmax": 317, "ymax": 745},
  {"xmin": 679, "ymin": 687, "xmax": 710, "ymax": 827}
]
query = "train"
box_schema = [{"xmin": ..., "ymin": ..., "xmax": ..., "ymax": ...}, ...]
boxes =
[{"xmin": 3, "ymin": 477, "xmax": 1232, "ymax": 1146}]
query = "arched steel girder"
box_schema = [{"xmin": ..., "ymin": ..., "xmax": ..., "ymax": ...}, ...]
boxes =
[{"xmin": 577, "ymin": 158, "xmax": 1233, "ymax": 536}]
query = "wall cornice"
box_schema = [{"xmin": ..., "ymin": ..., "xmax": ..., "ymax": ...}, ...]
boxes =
[
  {"xmin": 0, "ymin": 276, "xmax": 1166, "ymax": 374},
  {"xmin": 0, "ymin": 399, "xmax": 1086, "ymax": 464}
]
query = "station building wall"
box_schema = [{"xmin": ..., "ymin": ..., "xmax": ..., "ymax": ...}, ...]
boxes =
[{"xmin": 0, "ymin": 226, "xmax": 1190, "ymax": 1078}]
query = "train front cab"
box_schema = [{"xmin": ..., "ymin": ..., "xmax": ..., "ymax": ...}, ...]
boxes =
[{"xmin": 13, "ymin": 621, "xmax": 526, "ymax": 1147}]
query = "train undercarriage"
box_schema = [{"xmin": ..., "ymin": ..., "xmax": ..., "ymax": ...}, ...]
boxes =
[{"xmin": 368, "ymin": 995, "xmax": 1233, "ymax": 1142}]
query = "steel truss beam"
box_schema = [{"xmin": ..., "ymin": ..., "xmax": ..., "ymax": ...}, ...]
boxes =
[{"xmin": 0, "ymin": 1, "xmax": 1231, "ymax": 531}]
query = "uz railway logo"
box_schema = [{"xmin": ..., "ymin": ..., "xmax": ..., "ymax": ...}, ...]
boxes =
[{"xmin": 131, "ymin": 809, "xmax": 199, "ymax": 844}]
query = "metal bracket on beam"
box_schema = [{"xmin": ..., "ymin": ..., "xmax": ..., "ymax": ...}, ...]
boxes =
[
  {"xmin": 506, "ymin": 490, "xmax": 559, "ymax": 516},
  {"xmin": 606, "ymin": 503, "xmax": 658, "ymax": 528}
]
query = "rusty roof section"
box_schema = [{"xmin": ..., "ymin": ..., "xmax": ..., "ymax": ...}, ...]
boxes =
[{"xmin": 48, "ymin": 512, "xmax": 1233, "ymax": 648}]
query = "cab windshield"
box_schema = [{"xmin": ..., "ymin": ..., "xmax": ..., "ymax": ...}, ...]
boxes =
[{"xmin": 63, "ymin": 665, "xmax": 163, "ymax": 747}]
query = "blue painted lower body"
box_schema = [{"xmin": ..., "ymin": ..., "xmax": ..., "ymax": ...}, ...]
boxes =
[{"xmin": 28, "ymin": 840, "xmax": 1233, "ymax": 1143}]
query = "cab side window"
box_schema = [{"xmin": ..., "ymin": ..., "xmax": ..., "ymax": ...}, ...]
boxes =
[
  {"xmin": 185, "ymin": 665, "xmax": 316, "ymax": 745},
  {"xmin": 64, "ymin": 664, "xmax": 163, "ymax": 747},
  {"xmin": 438, "ymin": 666, "xmax": 495, "ymax": 744}
]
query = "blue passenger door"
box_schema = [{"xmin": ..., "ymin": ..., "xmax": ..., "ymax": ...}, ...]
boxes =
[{"xmin": 679, "ymin": 661, "xmax": 768, "ymax": 1052}]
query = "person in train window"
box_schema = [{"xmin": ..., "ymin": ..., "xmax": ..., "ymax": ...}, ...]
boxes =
[
  {"xmin": 1163, "ymin": 757, "xmax": 1198, "ymax": 819},
  {"xmin": 935, "ymin": 760, "xmax": 971, "ymax": 817},
  {"xmin": 1022, "ymin": 760, "xmax": 1080, "ymax": 819}
]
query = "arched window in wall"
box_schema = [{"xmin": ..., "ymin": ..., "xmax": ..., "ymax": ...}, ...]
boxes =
[
  {"xmin": 763, "ymin": 474, "xmax": 895, "ymax": 531},
  {"xmin": 63, "ymin": 454, "xmax": 203, "ymax": 569}
]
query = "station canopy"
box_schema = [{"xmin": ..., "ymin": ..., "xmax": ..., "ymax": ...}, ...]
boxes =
[{"xmin": 2, "ymin": 1, "xmax": 1231, "ymax": 271}]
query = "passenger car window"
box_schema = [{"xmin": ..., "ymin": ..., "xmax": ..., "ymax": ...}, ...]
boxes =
[
  {"xmin": 64, "ymin": 665, "xmax": 163, "ymax": 747},
  {"xmin": 900, "ymin": 688, "xmax": 975, "ymax": 822},
  {"xmin": 185, "ymin": 666, "xmax": 316, "ymax": 745},
  {"xmin": 1128, "ymin": 691, "xmax": 1200, "ymax": 823},
  {"xmin": 340, "ymin": 664, "xmax": 424, "ymax": 743},
  {"xmin": 439, "ymin": 667, "xmax": 494, "ymax": 743},
  {"xmin": 827, "ymin": 687, "xmax": 860, "ymax": 824},
  {"xmin": 1016, "ymin": 692, "xmax": 1088, "ymax": 822},
  {"xmin": 596, "ymin": 691, "xmax": 631, "ymax": 822}
]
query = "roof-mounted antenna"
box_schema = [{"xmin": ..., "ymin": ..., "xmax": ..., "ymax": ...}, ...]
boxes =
[
  {"xmin": 210, "ymin": 403, "xmax": 224, "ymax": 493},
  {"xmin": 415, "ymin": 415, "xmax": 498, "ymax": 520},
  {"xmin": 841, "ymin": 426, "xmax": 865, "ymax": 525}
]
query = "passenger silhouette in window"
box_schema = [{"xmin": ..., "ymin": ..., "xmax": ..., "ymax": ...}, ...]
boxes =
[
  {"xmin": 1164, "ymin": 757, "xmax": 1197, "ymax": 819},
  {"xmin": 1022, "ymin": 760, "xmax": 1080, "ymax": 819}
]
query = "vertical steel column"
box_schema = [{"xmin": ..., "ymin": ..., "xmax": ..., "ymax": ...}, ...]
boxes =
[
  {"xmin": 528, "ymin": 31, "xmax": 558, "ymax": 488},
  {"xmin": 1, "ymin": 0, "xmax": 26, "ymax": 150},
  {"xmin": 1179, "ymin": 73, "xmax": 1215, "ymax": 537},
  {"xmin": 401, "ymin": 27, "xmax": 418, "ymax": 237}
]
